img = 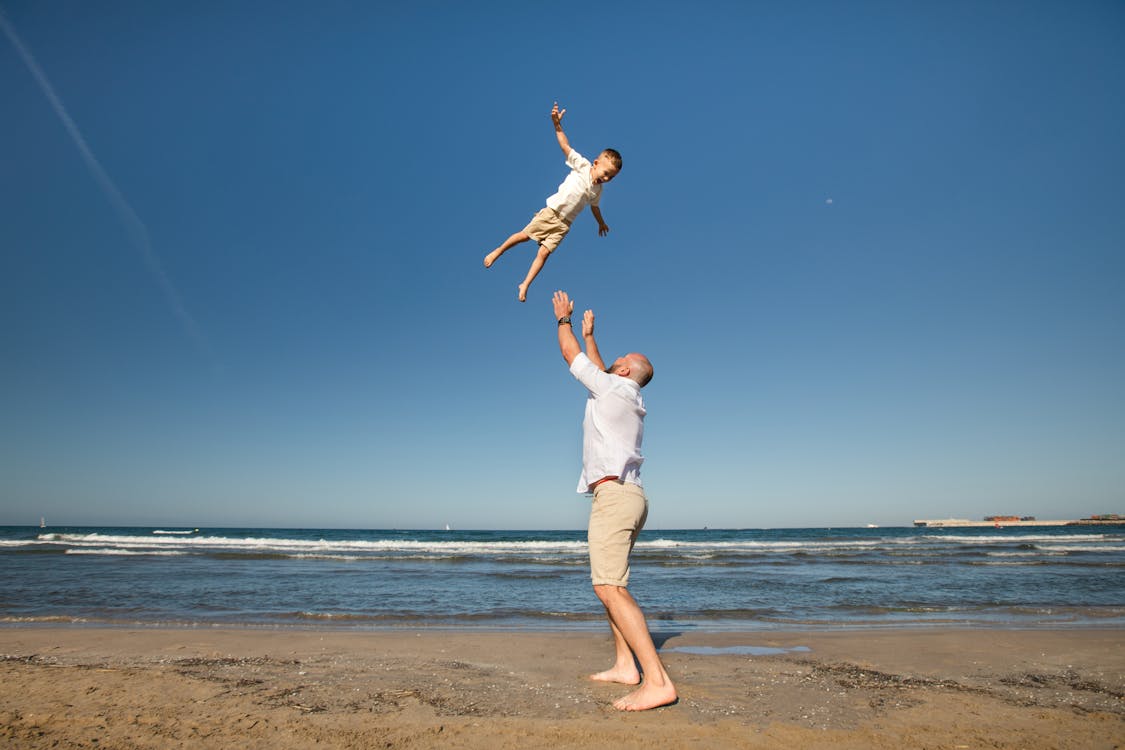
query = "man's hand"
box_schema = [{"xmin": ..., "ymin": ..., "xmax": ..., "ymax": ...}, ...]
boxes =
[
  {"xmin": 598, "ymin": 222, "xmax": 610, "ymax": 237},
  {"xmin": 551, "ymin": 102, "xmax": 566, "ymax": 129},
  {"xmin": 553, "ymin": 290, "xmax": 574, "ymax": 322},
  {"xmin": 582, "ymin": 310, "xmax": 595, "ymax": 338}
]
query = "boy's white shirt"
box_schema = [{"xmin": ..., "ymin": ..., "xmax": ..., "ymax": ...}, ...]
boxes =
[{"xmin": 545, "ymin": 149, "xmax": 602, "ymax": 223}]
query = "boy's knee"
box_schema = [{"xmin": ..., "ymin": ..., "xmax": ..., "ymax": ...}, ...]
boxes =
[{"xmin": 537, "ymin": 245, "xmax": 554, "ymax": 260}]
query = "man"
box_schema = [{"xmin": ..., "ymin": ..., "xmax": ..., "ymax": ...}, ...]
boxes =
[{"xmin": 552, "ymin": 290, "xmax": 677, "ymax": 711}]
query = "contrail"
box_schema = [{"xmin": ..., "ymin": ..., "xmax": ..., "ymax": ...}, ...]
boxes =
[{"xmin": 2, "ymin": 9, "xmax": 213, "ymax": 361}]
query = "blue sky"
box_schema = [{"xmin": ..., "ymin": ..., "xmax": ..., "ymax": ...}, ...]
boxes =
[{"xmin": 2, "ymin": 0, "xmax": 1122, "ymax": 529}]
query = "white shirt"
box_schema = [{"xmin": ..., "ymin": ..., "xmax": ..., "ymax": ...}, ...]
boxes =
[
  {"xmin": 569, "ymin": 353, "xmax": 645, "ymax": 493},
  {"xmin": 545, "ymin": 149, "xmax": 602, "ymax": 223}
]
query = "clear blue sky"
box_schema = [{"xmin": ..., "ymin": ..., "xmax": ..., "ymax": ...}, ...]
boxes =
[{"xmin": 2, "ymin": 1, "xmax": 1123, "ymax": 529}]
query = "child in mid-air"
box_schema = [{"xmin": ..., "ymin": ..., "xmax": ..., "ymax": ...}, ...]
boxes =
[{"xmin": 484, "ymin": 103, "xmax": 621, "ymax": 302}]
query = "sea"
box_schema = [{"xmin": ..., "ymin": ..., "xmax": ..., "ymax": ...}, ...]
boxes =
[{"xmin": 1, "ymin": 525, "xmax": 1123, "ymax": 632}]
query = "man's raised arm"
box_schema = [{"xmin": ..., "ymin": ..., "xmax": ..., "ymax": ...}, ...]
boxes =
[
  {"xmin": 554, "ymin": 290, "xmax": 580, "ymax": 365},
  {"xmin": 551, "ymin": 102, "xmax": 572, "ymax": 156},
  {"xmin": 582, "ymin": 309, "xmax": 606, "ymax": 371}
]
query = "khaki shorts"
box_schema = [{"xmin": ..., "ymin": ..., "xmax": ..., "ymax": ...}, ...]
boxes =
[
  {"xmin": 523, "ymin": 207, "xmax": 571, "ymax": 253},
  {"xmin": 588, "ymin": 481, "xmax": 648, "ymax": 587}
]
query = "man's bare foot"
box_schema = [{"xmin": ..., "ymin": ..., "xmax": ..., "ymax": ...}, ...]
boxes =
[
  {"xmin": 612, "ymin": 680, "xmax": 678, "ymax": 711},
  {"xmin": 517, "ymin": 283, "xmax": 529, "ymax": 302},
  {"xmin": 483, "ymin": 249, "xmax": 501, "ymax": 268},
  {"xmin": 589, "ymin": 666, "xmax": 640, "ymax": 685}
]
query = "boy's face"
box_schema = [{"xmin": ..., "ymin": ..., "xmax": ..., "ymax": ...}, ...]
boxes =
[{"xmin": 590, "ymin": 154, "xmax": 620, "ymax": 185}]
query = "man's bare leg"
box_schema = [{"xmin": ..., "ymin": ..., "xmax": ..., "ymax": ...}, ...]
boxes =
[
  {"xmin": 484, "ymin": 231, "xmax": 530, "ymax": 268},
  {"xmin": 517, "ymin": 245, "xmax": 552, "ymax": 302},
  {"xmin": 593, "ymin": 584, "xmax": 677, "ymax": 711},
  {"xmin": 589, "ymin": 616, "xmax": 640, "ymax": 685}
]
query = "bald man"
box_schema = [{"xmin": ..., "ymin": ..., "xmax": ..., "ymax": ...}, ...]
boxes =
[{"xmin": 552, "ymin": 290, "xmax": 676, "ymax": 711}]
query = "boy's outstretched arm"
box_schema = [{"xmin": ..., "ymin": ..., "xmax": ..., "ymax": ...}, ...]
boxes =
[
  {"xmin": 552, "ymin": 102, "xmax": 572, "ymax": 156},
  {"xmin": 582, "ymin": 310, "xmax": 606, "ymax": 370},
  {"xmin": 590, "ymin": 206, "xmax": 610, "ymax": 236}
]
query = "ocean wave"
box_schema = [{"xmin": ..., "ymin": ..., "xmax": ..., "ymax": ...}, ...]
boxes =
[
  {"xmin": 32, "ymin": 532, "xmax": 587, "ymax": 553},
  {"xmin": 64, "ymin": 548, "xmax": 186, "ymax": 556},
  {"xmin": 927, "ymin": 533, "xmax": 1117, "ymax": 543},
  {"xmin": 14, "ymin": 532, "xmax": 1119, "ymax": 561},
  {"xmin": 1035, "ymin": 545, "xmax": 1125, "ymax": 553}
]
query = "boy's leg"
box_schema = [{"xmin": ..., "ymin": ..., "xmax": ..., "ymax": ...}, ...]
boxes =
[
  {"xmin": 517, "ymin": 244, "xmax": 552, "ymax": 302},
  {"xmin": 484, "ymin": 231, "xmax": 530, "ymax": 267}
]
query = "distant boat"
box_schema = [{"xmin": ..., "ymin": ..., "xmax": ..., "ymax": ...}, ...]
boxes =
[
  {"xmin": 444, "ymin": 523, "xmax": 452, "ymax": 531},
  {"xmin": 39, "ymin": 517, "xmax": 46, "ymax": 529},
  {"xmin": 866, "ymin": 523, "xmax": 879, "ymax": 528}
]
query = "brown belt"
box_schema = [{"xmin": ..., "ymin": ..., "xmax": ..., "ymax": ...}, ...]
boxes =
[{"xmin": 589, "ymin": 475, "xmax": 620, "ymax": 491}]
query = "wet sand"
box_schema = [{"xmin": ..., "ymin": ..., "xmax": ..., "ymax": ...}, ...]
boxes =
[{"xmin": 1, "ymin": 627, "xmax": 1121, "ymax": 749}]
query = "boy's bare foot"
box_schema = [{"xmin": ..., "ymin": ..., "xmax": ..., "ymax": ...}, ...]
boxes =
[
  {"xmin": 590, "ymin": 666, "xmax": 640, "ymax": 685},
  {"xmin": 483, "ymin": 249, "xmax": 501, "ymax": 268},
  {"xmin": 612, "ymin": 681, "xmax": 678, "ymax": 712},
  {"xmin": 517, "ymin": 283, "xmax": 529, "ymax": 302}
]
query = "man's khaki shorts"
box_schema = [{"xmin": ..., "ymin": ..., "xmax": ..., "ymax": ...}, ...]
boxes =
[
  {"xmin": 588, "ymin": 481, "xmax": 648, "ymax": 587},
  {"xmin": 523, "ymin": 207, "xmax": 571, "ymax": 253}
]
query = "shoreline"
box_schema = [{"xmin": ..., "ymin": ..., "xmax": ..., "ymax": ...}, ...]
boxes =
[
  {"xmin": 4, "ymin": 616, "xmax": 1125, "ymax": 633},
  {"xmin": 2, "ymin": 626, "xmax": 1121, "ymax": 749}
]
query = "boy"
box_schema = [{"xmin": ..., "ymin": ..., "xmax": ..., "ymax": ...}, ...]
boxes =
[{"xmin": 484, "ymin": 103, "xmax": 621, "ymax": 302}]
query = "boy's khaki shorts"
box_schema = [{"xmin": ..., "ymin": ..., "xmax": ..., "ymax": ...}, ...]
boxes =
[
  {"xmin": 588, "ymin": 481, "xmax": 648, "ymax": 587},
  {"xmin": 523, "ymin": 207, "xmax": 571, "ymax": 253}
]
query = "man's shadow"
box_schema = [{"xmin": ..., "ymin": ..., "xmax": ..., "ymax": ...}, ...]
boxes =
[{"xmin": 651, "ymin": 630, "xmax": 684, "ymax": 651}]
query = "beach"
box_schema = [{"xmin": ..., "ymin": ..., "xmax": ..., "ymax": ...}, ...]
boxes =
[{"xmin": 2, "ymin": 627, "xmax": 1121, "ymax": 749}]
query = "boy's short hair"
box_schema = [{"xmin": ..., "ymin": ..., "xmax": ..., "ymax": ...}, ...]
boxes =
[{"xmin": 600, "ymin": 149, "xmax": 623, "ymax": 171}]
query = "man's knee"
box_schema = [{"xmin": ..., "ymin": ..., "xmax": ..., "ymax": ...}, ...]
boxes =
[
  {"xmin": 536, "ymin": 244, "xmax": 554, "ymax": 260},
  {"xmin": 593, "ymin": 583, "xmax": 627, "ymax": 604}
]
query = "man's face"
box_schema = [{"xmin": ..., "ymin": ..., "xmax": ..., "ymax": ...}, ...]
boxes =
[{"xmin": 591, "ymin": 155, "xmax": 620, "ymax": 185}]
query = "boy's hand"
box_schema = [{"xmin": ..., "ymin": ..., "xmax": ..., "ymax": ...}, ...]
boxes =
[
  {"xmin": 598, "ymin": 222, "xmax": 610, "ymax": 237},
  {"xmin": 552, "ymin": 102, "xmax": 572, "ymax": 155},
  {"xmin": 552, "ymin": 290, "xmax": 574, "ymax": 321},
  {"xmin": 582, "ymin": 310, "xmax": 595, "ymax": 338}
]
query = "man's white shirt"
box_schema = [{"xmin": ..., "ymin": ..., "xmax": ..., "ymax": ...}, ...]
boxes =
[{"xmin": 569, "ymin": 352, "xmax": 645, "ymax": 493}]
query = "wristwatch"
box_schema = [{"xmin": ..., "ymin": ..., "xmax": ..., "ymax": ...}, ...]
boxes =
[{"xmin": 557, "ymin": 316, "xmax": 572, "ymax": 326}]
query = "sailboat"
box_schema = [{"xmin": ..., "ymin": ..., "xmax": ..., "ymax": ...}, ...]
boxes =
[{"xmin": 39, "ymin": 517, "xmax": 46, "ymax": 529}]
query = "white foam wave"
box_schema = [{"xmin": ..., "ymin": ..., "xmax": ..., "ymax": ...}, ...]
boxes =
[
  {"xmin": 11, "ymin": 531, "xmax": 1121, "ymax": 559},
  {"xmin": 64, "ymin": 548, "xmax": 186, "ymax": 556},
  {"xmin": 33, "ymin": 533, "xmax": 589, "ymax": 556},
  {"xmin": 932, "ymin": 534, "xmax": 1113, "ymax": 543},
  {"xmin": 642, "ymin": 538, "xmax": 884, "ymax": 552}
]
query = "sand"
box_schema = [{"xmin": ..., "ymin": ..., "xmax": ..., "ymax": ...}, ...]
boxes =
[{"xmin": 1, "ymin": 627, "xmax": 1121, "ymax": 749}]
